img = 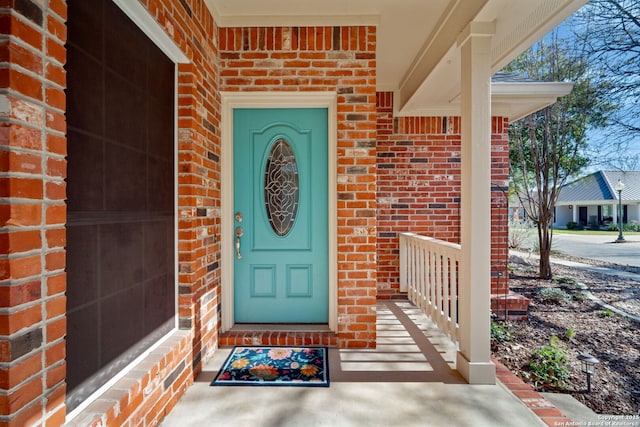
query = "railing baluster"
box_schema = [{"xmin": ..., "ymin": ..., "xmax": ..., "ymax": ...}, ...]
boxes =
[
  {"xmin": 400, "ymin": 232, "xmax": 460, "ymax": 347},
  {"xmin": 443, "ymin": 255, "xmax": 450, "ymax": 336},
  {"xmin": 451, "ymin": 257, "xmax": 459, "ymax": 341},
  {"xmin": 420, "ymin": 243, "xmax": 425, "ymax": 309}
]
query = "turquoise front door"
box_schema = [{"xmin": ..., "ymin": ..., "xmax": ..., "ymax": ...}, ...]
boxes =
[{"xmin": 233, "ymin": 108, "xmax": 328, "ymax": 323}]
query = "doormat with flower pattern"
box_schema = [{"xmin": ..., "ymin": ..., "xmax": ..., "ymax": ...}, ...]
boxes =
[{"xmin": 212, "ymin": 346, "xmax": 329, "ymax": 387}]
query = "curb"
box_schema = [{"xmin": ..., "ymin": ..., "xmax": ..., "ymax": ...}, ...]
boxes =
[
  {"xmin": 493, "ymin": 357, "xmax": 575, "ymax": 426},
  {"xmin": 576, "ymin": 282, "xmax": 640, "ymax": 323}
]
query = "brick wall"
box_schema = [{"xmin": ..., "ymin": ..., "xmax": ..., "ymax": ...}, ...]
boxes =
[
  {"xmin": 0, "ymin": 0, "xmax": 222, "ymax": 425},
  {"xmin": 490, "ymin": 116, "xmax": 510, "ymax": 298},
  {"xmin": 0, "ymin": 1, "xmax": 68, "ymax": 425},
  {"xmin": 376, "ymin": 92, "xmax": 510, "ymax": 299},
  {"xmin": 219, "ymin": 25, "xmax": 378, "ymax": 348}
]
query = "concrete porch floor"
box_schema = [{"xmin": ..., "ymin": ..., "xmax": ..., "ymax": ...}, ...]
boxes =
[{"xmin": 161, "ymin": 301, "xmax": 548, "ymax": 427}]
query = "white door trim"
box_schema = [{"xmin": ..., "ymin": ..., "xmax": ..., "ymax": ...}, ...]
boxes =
[{"xmin": 220, "ymin": 92, "xmax": 338, "ymax": 333}]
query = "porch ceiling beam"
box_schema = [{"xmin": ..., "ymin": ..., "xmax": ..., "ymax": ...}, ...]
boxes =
[
  {"xmin": 396, "ymin": 0, "xmax": 489, "ymax": 112},
  {"xmin": 457, "ymin": 21, "xmax": 496, "ymax": 385}
]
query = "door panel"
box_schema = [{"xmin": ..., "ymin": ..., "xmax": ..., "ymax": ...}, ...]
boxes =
[{"xmin": 234, "ymin": 108, "xmax": 328, "ymax": 323}]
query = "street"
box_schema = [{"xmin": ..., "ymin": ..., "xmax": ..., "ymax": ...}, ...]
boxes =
[{"xmin": 551, "ymin": 233, "xmax": 640, "ymax": 267}]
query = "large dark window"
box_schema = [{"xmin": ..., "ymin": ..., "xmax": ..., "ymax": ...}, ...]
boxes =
[{"xmin": 65, "ymin": 0, "xmax": 175, "ymax": 411}]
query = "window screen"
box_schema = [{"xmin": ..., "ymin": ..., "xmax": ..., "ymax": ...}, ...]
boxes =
[{"xmin": 65, "ymin": 0, "xmax": 175, "ymax": 412}]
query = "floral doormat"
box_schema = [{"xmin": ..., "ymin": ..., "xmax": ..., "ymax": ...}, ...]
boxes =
[{"xmin": 212, "ymin": 346, "xmax": 329, "ymax": 387}]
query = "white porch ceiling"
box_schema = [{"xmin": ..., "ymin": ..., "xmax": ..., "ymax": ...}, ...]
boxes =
[{"xmin": 205, "ymin": 0, "xmax": 587, "ymax": 120}]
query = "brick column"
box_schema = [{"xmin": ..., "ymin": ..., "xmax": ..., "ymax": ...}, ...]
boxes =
[{"xmin": 0, "ymin": 1, "xmax": 68, "ymax": 426}]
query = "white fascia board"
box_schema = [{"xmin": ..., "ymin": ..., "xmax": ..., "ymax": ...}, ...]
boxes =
[{"xmin": 492, "ymin": 81, "xmax": 574, "ymax": 98}]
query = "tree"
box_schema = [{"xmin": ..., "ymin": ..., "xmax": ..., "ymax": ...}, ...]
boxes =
[
  {"xmin": 504, "ymin": 32, "xmax": 615, "ymax": 279},
  {"xmin": 573, "ymin": 0, "xmax": 640, "ymax": 167}
]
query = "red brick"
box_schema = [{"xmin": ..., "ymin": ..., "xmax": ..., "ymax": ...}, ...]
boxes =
[
  {"xmin": 8, "ymin": 124, "xmax": 42, "ymax": 150},
  {"xmin": 531, "ymin": 407, "xmax": 564, "ymax": 417},
  {"xmin": 45, "ymin": 295, "xmax": 65, "ymax": 319},
  {"xmin": 45, "ymin": 362, "xmax": 65, "ymax": 389},
  {"xmin": 46, "ymin": 133, "xmax": 66, "ymax": 156},
  {"xmin": 45, "ymin": 317, "xmax": 65, "ymax": 342},
  {"xmin": 0, "ymin": 375, "xmax": 43, "ymax": 415},
  {"xmin": 0, "ymin": 400, "xmax": 43, "ymax": 427},
  {"xmin": 0, "ymin": 40, "xmax": 42, "ymax": 74},
  {"xmin": 0, "ymin": 150, "xmax": 42, "ymax": 175},
  {"xmin": 0, "ymin": 254, "xmax": 41, "ymax": 280},
  {"xmin": 45, "ymin": 109, "xmax": 65, "ymax": 132},
  {"xmin": 7, "ymin": 68, "xmax": 42, "ymax": 99},
  {"xmin": 45, "ymin": 87, "xmax": 65, "ymax": 111},
  {"xmin": 45, "ymin": 157, "xmax": 65, "ymax": 178},
  {"xmin": 2, "ymin": 15, "xmax": 42, "ymax": 50},
  {"xmin": 45, "ymin": 62, "xmax": 65, "ymax": 87},
  {"xmin": 45, "ymin": 340, "xmax": 65, "ymax": 367},
  {"xmin": 46, "ymin": 37, "xmax": 65, "ymax": 64},
  {"xmin": 45, "ymin": 272, "xmax": 65, "ymax": 297},
  {"xmin": 0, "ymin": 352, "xmax": 41, "ymax": 389},
  {"xmin": 0, "ymin": 177, "xmax": 43, "ymax": 199},
  {"xmin": 47, "ymin": 15, "xmax": 66, "ymax": 43},
  {"xmin": 45, "ymin": 204, "xmax": 65, "ymax": 225},
  {"xmin": 0, "ymin": 229, "xmax": 41, "ymax": 254},
  {"xmin": 45, "ymin": 181, "xmax": 65, "ymax": 200},
  {"xmin": 0, "ymin": 280, "xmax": 41, "ymax": 307},
  {"xmin": 0, "ymin": 304, "xmax": 42, "ymax": 334}
]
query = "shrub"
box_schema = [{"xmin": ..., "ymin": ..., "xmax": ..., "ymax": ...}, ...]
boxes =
[
  {"xmin": 566, "ymin": 221, "xmax": 577, "ymax": 230},
  {"xmin": 572, "ymin": 291, "xmax": 587, "ymax": 302},
  {"xmin": 491, "ymin": 321, "xmax": 512, "ymax": 343},
  {"xmin": 565, "ymin": 327, "xmax": 576, "ymax": 340},
  {"xmin": 553, "ymin": 276, "xmax": 576, "ymax": 285},
  {"xmin": 528, "ymin": 336, "xmax": 570, "ymax": 388},
  {"xmin": 508, "ymin": 219, "xmax": 535, "ymax": 249},
  {"xmin": 537, "ymin": 287, "xmax": 571, "ymax": 304},
  {"xmin": 608, "ymin": 222, "xmax": 640, "ymax": 232},
  {"xmin": 554, "ymin": 276, "xmax": 579, "ymax": 291}
]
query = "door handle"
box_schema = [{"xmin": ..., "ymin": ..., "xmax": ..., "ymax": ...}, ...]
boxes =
[{"xmin": 235, "ymin": 226, "xmax": 244, "ymax": 259}]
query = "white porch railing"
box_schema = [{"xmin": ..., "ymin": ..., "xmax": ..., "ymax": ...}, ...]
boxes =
[{"xmin": 399, "ymin": 232, "xmax": 460, "ymax": 344}]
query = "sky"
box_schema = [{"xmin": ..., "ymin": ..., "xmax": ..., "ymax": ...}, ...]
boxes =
[{"xmin": 542, "ymin": 6, "xmax": 640, "ymax": 171}]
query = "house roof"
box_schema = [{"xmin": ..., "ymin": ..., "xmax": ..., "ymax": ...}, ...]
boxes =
[
  {"xmin": 490, "ymin": 72, "xmax": 573, "ymax": 121},
  {"xmin": 557, "ymin": 171, "xmax": 640, "ymax": 203},
  {"xmin": 205, "ymin": 0, "xmax": 586, "ymax": 118}
]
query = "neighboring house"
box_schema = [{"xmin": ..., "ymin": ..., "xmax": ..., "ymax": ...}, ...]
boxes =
[
  {"xmin": 555, "ymin": 170, "xmax": 640, "ymax": 229},
  {"xmin": 0, "ymin": 0, "xmax": 585, "ymax": 425}
]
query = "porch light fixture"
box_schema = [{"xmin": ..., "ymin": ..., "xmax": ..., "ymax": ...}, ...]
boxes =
[
  {"xmin": 577, "ymin": 353, "xmax": 600, "ymax": 393},
  {"xmin": 614, "ymin": 179, "xmax": 625, "ymax": 242}
]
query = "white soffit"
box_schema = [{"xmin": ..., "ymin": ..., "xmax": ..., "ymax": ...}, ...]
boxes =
[
  {"xmin": 204, "ymin": 0, "xmax": 588, "ymax": 116},
  {"xmin": 205, "ymin": 0, "xmax": 452, "ymax": 93}
]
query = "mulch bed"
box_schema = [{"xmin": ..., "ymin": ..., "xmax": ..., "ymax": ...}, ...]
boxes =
[{"xmin": 492, "ymin": 259, "xmax": 640, "ymax": 415}]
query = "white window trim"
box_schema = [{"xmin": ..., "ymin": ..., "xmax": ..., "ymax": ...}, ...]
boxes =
[{"xmin": 112, "ymin": 0, "xmax": 189, "ymax": 63}]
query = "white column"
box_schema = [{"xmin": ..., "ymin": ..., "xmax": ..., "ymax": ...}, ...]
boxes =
[
  {"xmin": 456, "ymin": 22, "xmax": 496, "ymax": 385},
  {"xmin": 612, "ymin": 203, "xmax": 618, "ymax": 224},
  {"xmin": 572, "ymin": 206, "xmax": 578, "ymax": 223}
]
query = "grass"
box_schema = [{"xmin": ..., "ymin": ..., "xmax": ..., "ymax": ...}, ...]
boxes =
[{"xmin": 553, "ymin": 229, "xmax": 640, "ymax": 236}]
